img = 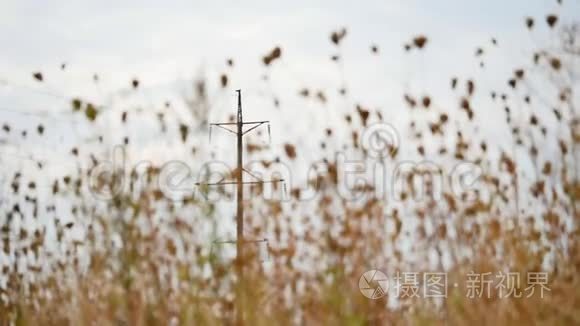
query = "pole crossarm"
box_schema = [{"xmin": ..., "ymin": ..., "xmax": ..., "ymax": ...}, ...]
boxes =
[
  {"xmin": 209, "ymin": 121, "xmax": 270, "ymax": 136},
  {"xmin": 212, "ymin": 120, "xmax": 269, "ymax": 126},
  {"xmin": 210, "ymin": 123, "xmax": 238, "ymax": 135},
  {"xmin": 242, "ymin": 121, "xmax": 269, "ymax": 135},
  {"xmin": 242, "ymin": 168, "xmax": 263, "ymax": 181},
  {"xmin": 213, "ymin": 238, "xmax": 268, "ymax": 245},
  {"xmin": 195, "ymin": 179, "xmax": 284, "ymax": 186}
]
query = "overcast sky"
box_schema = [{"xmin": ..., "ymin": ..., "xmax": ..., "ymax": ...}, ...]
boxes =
[
  {"xmin": 2, "ymin": 0, "xmax": 577, "ymax": 100},
  {"xmin": 1, "ymin": 0, "xmax": 579, "ymax": 173}
]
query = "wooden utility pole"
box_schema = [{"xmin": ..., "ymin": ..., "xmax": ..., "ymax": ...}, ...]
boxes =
[
  {"xmin": 236, "ymin": 89, "xmax": 244, "ymax": 277},
  {"xmin": 196, "ymin": 89, "xmax": 283, "ymax": 324}
]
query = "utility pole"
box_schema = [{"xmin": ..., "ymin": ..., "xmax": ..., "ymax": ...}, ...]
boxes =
[
  {"xmin": 196, "ymin": 89, "xmax": 283, "ymax": 325},
  {"xmin": 236, "ymin": 89, "xmax": 244, "ymax": 275}
]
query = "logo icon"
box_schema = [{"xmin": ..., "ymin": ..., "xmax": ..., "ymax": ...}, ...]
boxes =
[
  {"xmin": 360, "ymin": 123, "xmax": 400, "ymax": 158},
  {"xmin": 359, "ymin": 270, "xmax": 389, "ymax": 299}
]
